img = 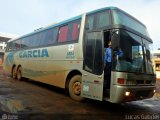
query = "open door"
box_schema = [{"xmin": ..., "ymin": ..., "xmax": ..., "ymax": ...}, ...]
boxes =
[{"xmin": 81, "ymin": 31, "xmax": 104, "ymax": 101}]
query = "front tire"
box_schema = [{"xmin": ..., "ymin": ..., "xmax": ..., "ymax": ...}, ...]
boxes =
[{"xmin": 68, "ymin": 75, "xmax": 84, "ymax": 101}]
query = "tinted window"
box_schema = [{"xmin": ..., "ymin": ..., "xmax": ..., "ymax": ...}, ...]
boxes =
[
  {"xmin": 14, "ymin": 40, "xmax": 21, "ymax": 50},
  {"xmin": 21, "ymin": 37, "xmax": 31, "ymax": 48},
  {"xmin": 31, "ymin": 34, "xmax": 40, "ymax": 47},
  {"xmin": 53, "ymin": 28, "xmax": 58, "ymax": 43},
  {"xmin": 112, "ymin": 10, "xmax": 149, "ymax": 37},
  {"xmin": 94, "ymin": 34, "xmax": 103, "ymax": 74},
  {"xmin": 97, "ymin": 11, "xmax": 110, "ymax": 28},
  {"xmin": 86, "ymin": 15, "xmax": 94, "ymax": 30},
  {"xmin": 143, "ymin": 39, "xmax": 154, "ymax": 74},
  {"xmin": 84, "ymin": 33, "xmax": 95, "ymax": 72},
  {"xmin": 7, "ymin": 19, "xmax": 80, "ymax": 51},
  {"xmin": 6, "ymin": 42, "xmax": 13, "ymax": 51},
  {"xmin": 39, "ymin": 28, "xmax": 58, "ymax": 46},
  {"xmin": 86, "ymin": 11, "xmax": 111, "ymax": 31},
  {"xmin": 12, "ymin": 41, "xmax": 17, "ymax": 50},
  {"xmin": 84, "ymin": 31, "xmax": 103, "ymax": 75}
]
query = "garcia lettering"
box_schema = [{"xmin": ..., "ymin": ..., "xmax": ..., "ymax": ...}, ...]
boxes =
[{"xmin": 19, "ymin": 49, "xmax": 49, "ymax": 58}]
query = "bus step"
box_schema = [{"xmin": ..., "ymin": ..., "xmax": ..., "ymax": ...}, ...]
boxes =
[{"xmin": 103, "ymin": 89, "xmax": 110, "ymax": 98}]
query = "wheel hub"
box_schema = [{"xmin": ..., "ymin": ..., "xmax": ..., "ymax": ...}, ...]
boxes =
[{"xmin": 73, "ymin": 82, "xmax": 81, "ymax": 95}]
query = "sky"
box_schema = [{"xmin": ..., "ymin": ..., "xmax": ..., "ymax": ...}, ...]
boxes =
[{"xmin": 0, "ymin": 0, "xmax": 159, "ymax": 50}]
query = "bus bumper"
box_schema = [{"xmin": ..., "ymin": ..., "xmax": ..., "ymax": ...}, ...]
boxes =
[{"xmin": 109, "ymin": 85, "xmax": 155, "ymax": 103}]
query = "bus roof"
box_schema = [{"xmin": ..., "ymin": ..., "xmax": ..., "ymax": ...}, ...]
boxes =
[
  {"xmin": 86, "ymin": 6, "xmax": 153, "ymax": 42},
  {"xmin": 8, "ymin": 6, "xmax": 148, "ymax": 42},
  {"xmin": 87, "ymin": 6, "xmax": 117, "ymax": 15}
]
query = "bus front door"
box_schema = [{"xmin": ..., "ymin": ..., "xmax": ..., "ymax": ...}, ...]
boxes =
[{"xmin": 82, "ymin": 31, "xmax": 104, "ymax": 101}]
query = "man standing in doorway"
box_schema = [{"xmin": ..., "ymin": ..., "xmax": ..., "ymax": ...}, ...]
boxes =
[{"xmin": 104, "ymin": 41, "xmax": 112, "ymax": 89}]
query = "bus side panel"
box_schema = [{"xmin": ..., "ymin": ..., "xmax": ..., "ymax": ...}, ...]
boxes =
[{"xmin": 13, "ymin": 43, "xmax": 82, "ymax": 88}]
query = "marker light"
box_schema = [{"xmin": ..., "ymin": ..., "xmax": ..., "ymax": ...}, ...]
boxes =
[
  {"xmin": 117, "ymin": 78, "xmax": 125, "ymax": 84},
  {"xmin": 125, "ymin": 91, "xmax": 130, "ymax": 96}
]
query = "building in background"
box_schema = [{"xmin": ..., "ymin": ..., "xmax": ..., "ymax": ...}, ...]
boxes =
[
  {"xmin": 0, "ymin": 32, "xmax": 18, "ymax": 65},
  {"xmin": 153, "ymin": 49, "xmax": 160, "ymax": 80}
]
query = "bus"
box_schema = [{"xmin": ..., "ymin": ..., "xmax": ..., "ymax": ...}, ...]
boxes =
[{"xmin": 3, "ymin": 7, "xmax": 156, "ymax": 103}]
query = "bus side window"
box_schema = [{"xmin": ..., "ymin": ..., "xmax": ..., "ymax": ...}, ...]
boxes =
[
  {"xmin": 96, "ymin": 11, "xmax": 110, "ymax": 28},
  {"xmin": 39, "ymin": 28, "xmax": 57, "ymax": 46},
  {"xmin": 58, "ymin": 25, "xmax": 69, "ymax": 42},
  {"xmin": 86, "ymin": 15, "xmax": 94, "ymax": 30},
  {"xmin": 72, "ymin": 23, "xmax": 80, "ymax": 41}
]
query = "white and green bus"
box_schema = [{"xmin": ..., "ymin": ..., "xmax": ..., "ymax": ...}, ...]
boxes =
[{"xmin": 3, "ymin": 7, "xmax": 156, "ymax": 103}]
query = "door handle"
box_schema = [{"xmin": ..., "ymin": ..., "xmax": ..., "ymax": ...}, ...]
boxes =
[
  {"xmin": 98, "ymin": 76, "xmax": 102, "ymax": 79},
  {"xmin": 84, "ymin": 74, "xmax": 88, "ymax": 76}
]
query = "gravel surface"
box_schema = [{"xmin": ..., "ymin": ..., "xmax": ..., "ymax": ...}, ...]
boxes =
[{"xmin": 156, "ymin": 80, "xmax": 160, "ymax": 93}]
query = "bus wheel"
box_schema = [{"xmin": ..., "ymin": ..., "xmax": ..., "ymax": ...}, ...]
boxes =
[
  {"xmin": 12, "ymin": 66, "xmax": 17, "ymax": 79},
  {"xmin": 17, "ymin": 67, "xmax": 22, "ymax": 80},
  {"xmin": 69, "ymin": 75, "xmax": 84, "ymax": 101}
]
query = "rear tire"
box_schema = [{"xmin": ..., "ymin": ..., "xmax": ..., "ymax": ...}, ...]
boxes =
[
  {"xmin": 17, "ymin": 67, "xmax": 22, "ymax": 80},
  {"xmin": 68, "ymin": 75, "xmax": 84, "ymax": 101},
  {"xmin": 12, "ymin": 66, "xmax": 17, "ymax": 79}
]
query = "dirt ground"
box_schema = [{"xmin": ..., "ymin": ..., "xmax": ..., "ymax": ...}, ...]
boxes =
[
  {"xmin": 0, "ymin": 66, "xmax": 160, "ymax": 120},
  {"xmin": 156, "ymin": 80, "xmax": 160, "ymax": 93}
]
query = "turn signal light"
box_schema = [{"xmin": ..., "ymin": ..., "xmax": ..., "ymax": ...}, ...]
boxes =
[{"xmin": 117, "ymin": 78, "xmax": 125, "ymax": 84}]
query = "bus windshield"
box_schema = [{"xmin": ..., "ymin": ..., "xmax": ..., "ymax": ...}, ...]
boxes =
[
  {"xmin": 112, "ymin": 30, "xmax": 154, "ymax": 74},
  {"xmin": 112, "ymin": 10, "xmax": 149, "ymax": 38}
]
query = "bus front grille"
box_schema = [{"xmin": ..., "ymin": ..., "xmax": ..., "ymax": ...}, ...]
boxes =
[{"xmin": 135, "ymin": 80, "xmax": 152, "ymax": 85}]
